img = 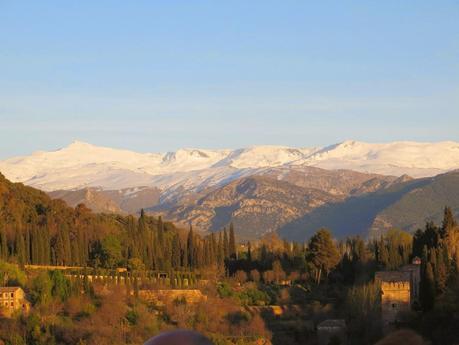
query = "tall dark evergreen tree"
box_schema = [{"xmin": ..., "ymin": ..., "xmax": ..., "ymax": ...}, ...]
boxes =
[
  {"xmin": 187, "ymin": 225, "xmax": 195, "ymax": 268},
  {"xmin": 157, "ymin": 216, "xmax": 165, "ymax": 247},
  {"xmin": 421, "ymin": 262, "xmax": 436, "ymax": 311},
  {"xmin": 441, "ymin": 206, "xmax": 457, "ymax": 237},
  {"xmin": 247, "ymin": 241, "xmax": 252, "ymax": 262},
  {"xmin": 182, "ymin": 237, "xmax": 188, "ymax": 268},
  {"xmin": 0, "ymin": 228, "xmax": 8, "ymax": 260},
  {"xmin": 16, "ymin": 229, "xmax": 26, "ymax": 265},
  {"xmin": 229, "ymin": 223, "xmax": 237, "ymax": 259},
  {"xmin": 217, "ymin": 232, "xmax": 223, "ymax": 266},
  {"xmin": 171, "ymin": 233, "xmax": 181, "ymax": 269},
  {"xmin": 435, "ymin": 247, "xmax": 448, "ymax": 293},
  {"xmin": 223, "ymin": 229, "xmax": 229, "ymax": 259}
]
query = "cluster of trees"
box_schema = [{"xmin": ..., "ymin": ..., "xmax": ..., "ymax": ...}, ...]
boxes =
[
  {"xmin": 413, "ymin": 207, "xmax": 459, "ymax": 311},
  {"xmin": 228, "ymin": 226, "xmax": 414, "ymax": 289},
  {"xmin": 0, "ymin": 173, "xmax": 240, "ymax": 273},
  {"xmin": 0, "ymin": 261, "xmax": 269, "ymax": 345}
]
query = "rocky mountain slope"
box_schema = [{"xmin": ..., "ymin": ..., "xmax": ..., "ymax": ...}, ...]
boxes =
[
  {"xmin": 151, "ymin": 175, "xmax": 341, "ymax": 240},
  {"xmin": 149, "ymin": 167, "xmax": 399, "ymax": 240},
  {"xmin": 278, "ymin": 170, "xmax": 459, "ymax": 241},
  {"xmin": 49, "ymin": 186, "xmax": 160, "ymax": 215}
]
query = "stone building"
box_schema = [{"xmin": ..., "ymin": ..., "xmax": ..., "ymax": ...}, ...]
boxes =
[
  {"xmin": 399, "ymin": 257, "xmax": 421, "ymax": 304},
  {"xmin": 0, "ymin": 287, "xmax": 30, "ymax": 317},
  {"xmin": 375, "ymin": 257, "xmax": 421, "ymax": 329}
]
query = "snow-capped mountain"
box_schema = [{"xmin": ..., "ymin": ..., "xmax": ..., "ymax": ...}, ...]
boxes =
[
  {"xmin": 1, "ymin": 140, "xmax": 459, "ymax": 194},
  {"xmin": 293, "ymin": 140, "xmax": 459, "ymax": 177}
]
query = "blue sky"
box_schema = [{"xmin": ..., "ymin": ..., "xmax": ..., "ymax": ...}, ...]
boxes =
[{"xmin": 0, "ymin": 1, "xmax": 458, "ymax": 158}]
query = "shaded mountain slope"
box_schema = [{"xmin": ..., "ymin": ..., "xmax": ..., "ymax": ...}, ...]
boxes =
[
  {"xmin": 371, "ymin": 170, "xmax": 459, "ymax": 235},
  {"xmin": 279, "ymin": 171, "xmax": 459, "ymax": 241}
]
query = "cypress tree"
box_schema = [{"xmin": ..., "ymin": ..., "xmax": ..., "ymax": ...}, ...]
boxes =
[
  {"xmin": 196, "ymin": 242, "xmax": 204, "ymax": 268},
  {"xmin": 379, "ymin": 238, "xmax": 389, "ymax": 268},
  {"xmin": 441, "ymin": 206, "xmax": 457, "ymax": 238},
  {"xmin": 25, "ymin": 227, "xmax": 30, "ymax": 264},
  {"xmin": 210, "ymin": 233, "xmax": 217, "ymax": 259},
  {"xmin": 16, "ymin": 229, "xmax": 26, "ymax": 265},
  {"xmin": 435, "ymin": 248, "xmax": 448, "ymax": 293},
  {"xmin": 43, "ymin": 226, "xmax": 51, "ymax": 265},
  {"xmin": 229, "ymin": 223, "xmax": 237, "ymax": 259},
  {"xmin": 247, "ymin": 241, "xmax": 252, "ymax": 262},
  {"xmin": 217, "ymin": 232, "xmax": 223, "ymax": 266},
  {"xmin": 187, "ymin": 225, "xmax": 194, "ymax": 268},
  {"xmin": 158, "ymin": 216, "xmax": 164, "ymax": 247},
  {"xmin": 182, "ymin": 238, "xmax": 188, "ymax": 268},
  {"xmin": 421, "ymin": 262, "xmax": 436, "ymax": 311},
  {"xmin": 0, "ymin": 228, "xmax": 8, "ymax": 260},
  {"xmin": 223, "ymin": 229, "xmax": 229, "ymax": 259},
  {"xmin": 172, "ymin": 233, "xmax": 181, "ymax": 269},
  {"xmin": 163, "ymin": 239, "xmax": 172, "ymax": 271}
]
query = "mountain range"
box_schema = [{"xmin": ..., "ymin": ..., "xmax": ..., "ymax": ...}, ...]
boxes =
[{"xmin": 1, "ymin": 140, "xmax": 459, "ymax": 241}]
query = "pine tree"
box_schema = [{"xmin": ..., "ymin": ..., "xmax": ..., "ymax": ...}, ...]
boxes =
[
  {"xmin": 63, "ymin": 226, "xmax": 72, "ymax": 265},
  {"xmin": 308, "ymin": 228, "xmax": 340, "ymax": 284}
]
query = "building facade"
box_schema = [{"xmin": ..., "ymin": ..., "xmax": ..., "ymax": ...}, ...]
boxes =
[
  {"xmin": 0, "ymin": 287, "xmax": 30, "ymax": 317},
  {"xmin": 375, "ymin": 257, "xmax": 421, "ymax": 330}
]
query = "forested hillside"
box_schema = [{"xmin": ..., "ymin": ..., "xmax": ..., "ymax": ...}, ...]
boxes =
[{"xmin": 0, "ymin": 173, "xmax": 235, "ymax": 271}]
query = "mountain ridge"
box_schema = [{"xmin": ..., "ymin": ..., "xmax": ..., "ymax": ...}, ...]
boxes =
[
  {"xmin": 1, "ymin": 140, "xmax": 459, "ymax": 194},
  {"xmin": 2, "ymin": 140, "xmax": 459, "ymax": 241}
]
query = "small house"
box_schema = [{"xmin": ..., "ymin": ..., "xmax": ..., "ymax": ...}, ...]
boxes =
[{"xmin": 0, "ymin": 287, "xmax": 30, "ymax": 318}]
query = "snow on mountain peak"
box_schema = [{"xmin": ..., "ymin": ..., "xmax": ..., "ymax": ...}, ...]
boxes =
[
  {"xmin": 67, "ymin": 140, "xmax": 94, "ymax": 148},
  {"xmin": 213, "ymin": 145, "xmax": 306, "ymax": 169},
  {"xmin": 1, "ymin": 140, "xmax": 459, "ymax": 192}
]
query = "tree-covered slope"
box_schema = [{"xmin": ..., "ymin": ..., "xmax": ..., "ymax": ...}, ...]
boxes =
[{"xmin": 0, "ymin": 172, "xmax": 213, "ymax": 271}]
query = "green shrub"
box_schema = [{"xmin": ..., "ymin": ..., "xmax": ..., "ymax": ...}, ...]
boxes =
[{"xmin": 217, "ymin": 282, "xmax": 234, "ymax": 298}]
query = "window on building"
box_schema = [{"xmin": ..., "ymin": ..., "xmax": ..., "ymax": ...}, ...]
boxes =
[
  {"xmin": 10, "ymin": 293, "xmax": 14, "ymax": 298},
  {"xmin": 10, "ymin": 302, "xmax": 13, "ymax": 307}
]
